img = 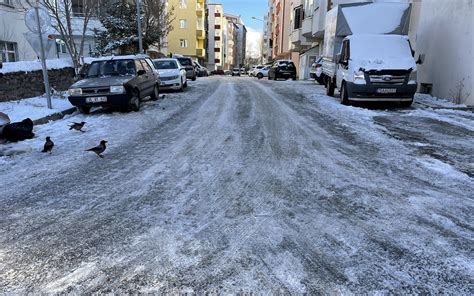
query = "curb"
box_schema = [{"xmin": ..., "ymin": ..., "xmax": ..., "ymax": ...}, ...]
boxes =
[
  {"xmin": 414, "ymin": 101, "xmax": 474, "ymax": 112},
  {"xmin": 33, "ymin": 107, "xmax": 77, "ymax": 126}
]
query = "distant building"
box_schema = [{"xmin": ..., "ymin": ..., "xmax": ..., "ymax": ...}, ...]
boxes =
[
  {"xmin": 165, "ymin": 0, "xmax": 206, "ymax": 64},
  {"xmin": 207, "ymin": 3, "xmax": 225, "ymax": 71},
  {"xmin": 225, "ymin": 13, "xmax": 246, "ymax": 68}
]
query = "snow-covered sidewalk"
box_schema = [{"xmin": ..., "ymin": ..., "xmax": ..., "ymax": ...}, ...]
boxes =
[{"xmin": 0, "ymin": 95, "xmax": 74, "ymax": 123}]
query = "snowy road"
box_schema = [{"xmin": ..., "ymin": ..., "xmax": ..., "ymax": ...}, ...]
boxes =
[{"xmin": 1, "ymin": 77, "xmax": 473, "ymax": 293}]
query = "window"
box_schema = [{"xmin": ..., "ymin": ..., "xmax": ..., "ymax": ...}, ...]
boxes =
[
  {"xmin": 140, "ymin": 60, "xmax": 152, "ymax": 72},
  {"xmin": 197, "ymin": 19, "xmax": 204, "ymax": 30},
  {"xmin": 179, "ymin": 0, "xmax": 187, "ymax": 9},
  {"xmin": 179, "ymin": 39, "xmax": 188, "ymax": 48},
  {"xmin": 0, "ymin": 41, "xmax": 17, "ymax": 62},
  {"xmin": 0, "ymin": 0, "xmax": 13, "ymax": 6},
  {"xmin": 215, "ymin": 25, "xmax": 221, "ymax": 29},
  {"xmin": 72, "ymin": 0, "xmax": 85, "ymax": 16},
  {"xmin": 135, "ymin": 60, "xmax": 144, "ymax": 72},
  {"xmin": 56, "ymin": 42, "xmax": 67, "ymax": 54},
  {"xmin": 179, "ymin": 19, "xmax": 188, "ymax": 29},
  {"xmin": 293, "ymin": 6, "xmax": 303, "ymax": 30}
]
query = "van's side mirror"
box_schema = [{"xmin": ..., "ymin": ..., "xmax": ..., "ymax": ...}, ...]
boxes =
[
  {"xmin": 336, "ymin": 54, "xmax": 342, "ymax": 64},
  {"xmin": 137, "ymin": 69, "xmax": 146, "ymax": 76},
  {"xmin": 416, "ymin": 53, "xmax": 425, "ymax": 65}
]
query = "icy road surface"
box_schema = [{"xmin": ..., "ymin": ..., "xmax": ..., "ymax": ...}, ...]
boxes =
[{"xmin": 1, "ymin": 77, "xmax": 473, "ymax": 293}]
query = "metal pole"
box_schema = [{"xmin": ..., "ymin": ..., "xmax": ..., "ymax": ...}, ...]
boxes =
[
  {"xmin": 35, "ymin": 5, "xmax": 52, "ymax": 109},
  {"xmin": 136, "ymin": 0, "xmax": 143, "ymax": 54}
]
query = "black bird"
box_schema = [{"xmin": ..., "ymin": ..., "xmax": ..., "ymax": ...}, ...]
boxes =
[
  {"xmin": 85, "ymin": 140, "xmax": 107, "ymax": 158},
  {"xmin": 41, "ymin": 136, "xmax": 54, "ymax": 153},
  {"xmin": 69, "ymin": 121, "xmax": 86, "ymax": 132}
]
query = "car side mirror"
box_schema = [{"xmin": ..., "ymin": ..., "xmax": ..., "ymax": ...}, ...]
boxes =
[{"xmin": 137, "ymin": 69, "xmax": 146, "ymax": 76}]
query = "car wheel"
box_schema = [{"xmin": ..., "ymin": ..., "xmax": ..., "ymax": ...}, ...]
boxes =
[
  {"xmin": 192, "ymin": 75, "xmax": 196, "ymax": 81},
  {"xmin": 178, "ymin": 80, "xmax": 184, "ymax": 92},
  {"xmin": 130, "ymin": 90, "xmax": 141, "ymax": 112},
  {"xmin": 183, "ymin": 79, "xmax": 188, "ymax": 88},
  {"xmin": 292, "ymin": 75, "xmax": 297, "ymax": 80},
  {"xmin": 77, "ymin": 106, "xmax": 90, "ymax": 114},
  {"xmin": 257, "ymin": 73, "xmax": 263, "ymax": 79},
  {"xmin": 326, "ymin": 77, "xmax": 335, "ymax": 97},
  {"xmin": 316, "ymin": 76, "xmax": 324, "ymax": 85},
  {"xmin": 340, "ymin": 82, "xmax": 349, "ymax": 105},
  {"xmin": 151, "ymin": 84, "xmax": 159, "ymax": 101}
]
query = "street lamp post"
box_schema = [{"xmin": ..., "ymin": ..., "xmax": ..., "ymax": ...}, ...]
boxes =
[{"xmin": 136, "ymin": 0, "xmax": 143, "ymax": 54}]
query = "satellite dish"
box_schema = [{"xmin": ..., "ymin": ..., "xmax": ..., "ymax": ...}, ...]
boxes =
[{"xmin": 25, "ymin": 8, "xmax": 51, "ymax": 34}]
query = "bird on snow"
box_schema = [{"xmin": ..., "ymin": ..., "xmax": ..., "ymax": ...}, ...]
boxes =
[
  {"xmin": 69, "ymin": 121, "xmax": 86, "ymax": 132},
  {"xmin": 85, "ymin": 140, "xmax": 107, "ymax": 158},
  {"xmin": 41, "ymin": 136, "xmax": 54, "ymax": 153}
]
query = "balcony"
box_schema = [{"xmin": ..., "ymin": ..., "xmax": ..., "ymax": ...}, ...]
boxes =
[
  {"xmin": 302, "ymin": 17, "xmax": 316, "ymax": 41},
  {"xmin": 196, "ymin": 48, "xmax": 205, "ymax": 57},
  {"xmin": 196, "ymin": 9, "xmax": 203, "ymax": 17},
  {"xmin": 196, "ymin": 29, "xmax": 205, "ymax": 39},
  {"xmin": 311, "ymin": 6, "xmax": 325, "ymax": 39},
  {"xmin": 290, "ymin": 28, "xmax": 312, "ymax": 52}
]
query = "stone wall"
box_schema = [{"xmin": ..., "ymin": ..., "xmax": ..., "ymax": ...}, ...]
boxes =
[{"xmin": 0, "ymin": 68, "xmax": 75, "ymax": 102}]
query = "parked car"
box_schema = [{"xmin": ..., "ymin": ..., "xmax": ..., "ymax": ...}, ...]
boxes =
[
  {"xmin": 211, "ymin": 69, "xmax": 225, "ymax": 75},
  {"xmin": 255, "ymin": 65, "xmax": 271, "ymax": 79},
  {"xmin": 68, "ymin": 55, "xmax": 160, "ymax": 113},
  {"xmin": 268, "ymin": 60, "xmax": 297, "ymax": 80},
  {"xmin": 194, "ymin": 61, "xmax": 209, "ymax": 77},
  {"xmin": 250, "ymin": 65, "xmax": 264, "ymax": 77},
  {"xmin": 309, "ymin": 57, "xmax": 324, "ymax": 85},
  {"xmin": 176, "ymin": 57, "xmax": 197, "ymax": 81},
  {"xmin": 232, "ymin": 68, "xmax": 241, "ymax": 76},
  {"xmin": 153, "ymin": 58, "xmax": 187, "ymax": 92},
  {"xmin": 240, "ymin": 68, "xmax": 247, "ymax": 75}
]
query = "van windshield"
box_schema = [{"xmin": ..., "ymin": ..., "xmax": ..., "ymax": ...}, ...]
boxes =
[{"xmin": 349, "ymin": 35, "xmax": 412, "ymax": 60}]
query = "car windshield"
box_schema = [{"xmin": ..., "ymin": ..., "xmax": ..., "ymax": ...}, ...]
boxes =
[
  {"xmin": 87, "ymin": 60, "xmax": 135, "ymax": 77},
  {"xmin": 177, "ymin": 58, "xmax": 192, "ymax": 66},
  {"xmin": 154, "ymin": 60, "xmax": 178, "ymax": 70}
]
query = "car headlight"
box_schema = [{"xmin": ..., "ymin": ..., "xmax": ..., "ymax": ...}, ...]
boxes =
[
  {"xmin": 110, "ymin": 85, "xmax": 125, "ymax": 93},
  {"xmin": 168, "ymin": 75, "xmax": 179, "ymax": 80},
  {"xmin": 408, "ymin": 70, "xmax": 417, "ymax": 85},
  {"xmin": 68, "ymin": 88, "xmax": 82, "ymax": 96},
  {"xmin": 354, "ymin": 70, "xmax": 366, "ymax": 84}
]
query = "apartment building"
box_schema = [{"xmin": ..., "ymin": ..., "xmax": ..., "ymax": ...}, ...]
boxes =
[
  {"xmin": 207, "ymin": 3, "xmax": 226, "ymax": 71},
  {"xmin": 0, "ymin": 0, "xmax": 99, "ymax": 62},
  {"xmin": 225, "ymin": 13, "xmax": 246, "ymax": 68},
  {"xmin": 166, "ymin": 0, "xmax": 206, "ymax": 64}
]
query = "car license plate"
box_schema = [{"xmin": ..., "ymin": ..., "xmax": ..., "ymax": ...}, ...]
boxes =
[
  {"xmin": 86, "ymin": 96, "xmax": 107, "ymax": 103},
  {"xmin": 160, "ymin": 82, "xmax": 166, "ymax": 86},
  {"xmin": 376, "ymin": 88, "xmax": 396, "ymax": 94}
]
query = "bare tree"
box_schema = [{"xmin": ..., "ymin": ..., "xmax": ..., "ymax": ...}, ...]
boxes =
[
  {"xmin": 142, "ymin": 0, "xmax": 174, "ymax": 52},
  {"xmin": 22, "ymin": 0, "xmax": 101, "ymax": 73}
]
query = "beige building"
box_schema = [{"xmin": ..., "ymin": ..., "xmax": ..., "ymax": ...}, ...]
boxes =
[
  {"xmin": 165, "ymin": 0, "xmax": 206, "ymax": 64},
  {"xmin": 207, "ymin": 4, "xmax": 226, "ymax": 70}
]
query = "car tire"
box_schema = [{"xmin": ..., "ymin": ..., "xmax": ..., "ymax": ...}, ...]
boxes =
[
  {"xmin": 130, "ymin": 90, "xmax": 141, "ymax": 112},
  {"xmin": 77, "ymin": 106, "xmax": 90, "ymax": 114},
  {"xmin": 257, "ymin": 73, "xmax": 263, "ymax": 79},
  {"xmin": 151, "ymin": 84, "xmax": 159, "ymax": 101},
  {"xmin": 183, "ymin": 79, "xmax": 188, "ymax": 88},
  {"xmin": 340, "ymin": 82, "xmax": 349, "ymax": 105},
  {"xmin": 178, "ymin": 80, "xmax": 184, "ymax": 92},
  {"xmin": 192, "ymin": 75, "xmax": 196, "ymax": 81},
  {"xmin": 326, "ymin": 77, "xmax": 335, "ymax": 97},
  {"xmin": 316, "ymin": 76, "xmax": 324, "ymax": 85},
  {"xmin": 292, "ymin": 75, "xmax": 297, "ymax": 80}
]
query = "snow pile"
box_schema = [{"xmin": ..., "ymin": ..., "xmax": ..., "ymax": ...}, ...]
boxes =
[
  {"xmin": 348, "ymin": 34, "xmax": 416, "ymax": 70},
  {"xmin": 0, "ymin": 95, "xmax": 73, "ymax": 122},
  {"xmin": 342, "ymin": 2, "xmax": 410, "ymax": 34},
  {"xmin": 0, "ymin": 58, "xmax": 74, "ymax": 74}
]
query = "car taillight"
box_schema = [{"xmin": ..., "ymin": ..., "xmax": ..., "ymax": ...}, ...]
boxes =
[{"xmin": 316, "ymin": 64, "xmax": 322, "ymax": 68}]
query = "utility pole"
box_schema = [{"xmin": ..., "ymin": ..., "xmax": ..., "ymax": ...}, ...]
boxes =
[
  {"xmin": 136, "ymin": 0, "xmax": 143, "ymax": 54},
  {"xmin": 35, "ymin": 3, "xmax": 52, "ymax": 109}
]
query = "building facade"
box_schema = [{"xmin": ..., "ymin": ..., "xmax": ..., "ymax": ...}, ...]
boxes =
[
  {"xmin": 0, "ymin": 0, "xmax": 98, "ymax": 62},
  {"xmin": 207, "ymin": 3, "xmax": 226, "ymax": 71},
  {"xmin": 165, "ymin": 0, "xmax": 206, "ymax": 64},
  {"xmin": 225, "ymin": 13, "xmax": 246, "ymax": 68}
]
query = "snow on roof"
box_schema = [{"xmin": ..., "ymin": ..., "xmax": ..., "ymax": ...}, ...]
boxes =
[
  {"xmin": 86, "ymin": 54, "xmax": 150, "ymax": 63},
  {"xmin": 342, "ymin": 2, "xmax": 410, "ymax": 34},
  {"xmin": 0, "ymin": 58, "xmax": 73, "ymax": 74},
  {"xmin": 348, "ymin": 34, "xmax": 416, "ymax": 70}
]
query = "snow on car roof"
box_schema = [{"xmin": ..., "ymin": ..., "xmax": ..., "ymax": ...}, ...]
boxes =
[
  {"xmin": 341, "ymin": 3, "xmax": 410, "ymax": 34},
  {"xmin": 88, "ymin": 54, "xmax": 150, "ymax": 62}
]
